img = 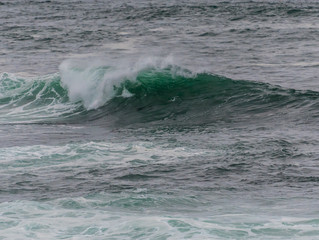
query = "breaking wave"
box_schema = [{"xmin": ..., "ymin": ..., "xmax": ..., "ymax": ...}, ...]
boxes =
[{"xmin": 1, "ymin": 59, "xmax": 318, "ymax": 126}]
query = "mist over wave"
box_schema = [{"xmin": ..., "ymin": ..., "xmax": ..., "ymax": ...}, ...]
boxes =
[{"xmin": 59, "ymin": 56, "xmax": 179, "ymax": 110}]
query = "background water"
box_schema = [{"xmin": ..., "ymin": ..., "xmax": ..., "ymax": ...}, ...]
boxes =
[{"xmin": 1, "ymin": 0, "xmax": 319, "ymax": 239}]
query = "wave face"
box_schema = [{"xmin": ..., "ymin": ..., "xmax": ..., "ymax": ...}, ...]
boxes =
[{"xmin": 1, "ymin": 62, "xmax": 318, "ymax": 126}]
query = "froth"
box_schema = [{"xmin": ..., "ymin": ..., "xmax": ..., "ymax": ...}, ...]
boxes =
[{"xmin": 59, "ymin": 55, "xmax": 177, "ymax": 110}]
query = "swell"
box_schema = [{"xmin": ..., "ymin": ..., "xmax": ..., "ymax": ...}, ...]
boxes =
[
  {"xmin": 1, "ymin": 66, "xmax": 319, "ymax": 126},
  {"xmin": 91, "ymin": 69, "xmax": 319, "ymax": 126}
]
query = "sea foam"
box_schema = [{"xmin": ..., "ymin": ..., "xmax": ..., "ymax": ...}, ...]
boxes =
[{"xmin": 59, "ymin": 56, "xmax": 177, "ymax": 110}]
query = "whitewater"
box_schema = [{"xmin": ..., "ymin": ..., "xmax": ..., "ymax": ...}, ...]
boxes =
[{"xmin": 1, "ymin": 0, "xmax": 319, "ymax": 239}]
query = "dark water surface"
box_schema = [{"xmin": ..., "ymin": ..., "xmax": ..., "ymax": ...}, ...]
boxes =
[{"xmin": 1, "ymin": 0, "xmax": 319, "ymax": 239}]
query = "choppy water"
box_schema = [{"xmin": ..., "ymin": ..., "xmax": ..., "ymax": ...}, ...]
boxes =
[{"xmin": 1, "ymin": 0, "xmax": 319, "ymax": 239}]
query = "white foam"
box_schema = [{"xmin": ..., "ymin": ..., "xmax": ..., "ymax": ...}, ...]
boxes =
[
  {"xmin": 120, "ymin": 87, "xmax": 134, "ymax": 98},
  {"xmin": 0, "ymin": 72, "xmax": 85, "ymax": 124},
  {"xmin": 59, "ymin": 55, "xmax": 178, "ymax": 110},
  {"xmin": 1, "ymin": 197, "xmax": 318, "ymax": 239},
  {"xmin": 0, "ymin": 140, "xmax": 212, "ymax": 172}
]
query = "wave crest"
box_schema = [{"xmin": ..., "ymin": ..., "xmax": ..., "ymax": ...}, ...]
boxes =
[{"xmin": 59, "ymin": 57, "xmax": 179, "ymax": 110}]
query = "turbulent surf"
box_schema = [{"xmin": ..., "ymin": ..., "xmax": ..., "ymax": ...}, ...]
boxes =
[{"xmin": 1, "ymin": 0, "xmax": 319, "ymax": 239}]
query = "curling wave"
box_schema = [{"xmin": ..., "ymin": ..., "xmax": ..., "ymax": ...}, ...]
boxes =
[{"xmin": 1, "ymin": 61, "xmax": 318, "ymax": 126}]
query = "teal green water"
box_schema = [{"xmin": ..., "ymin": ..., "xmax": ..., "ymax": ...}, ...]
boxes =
[
  {"xmin": 1, "ymin": 0, "xmax": 319, "ymax": 239},
  {"xmin": 2, "ymin": 66, "xmax": 318, "ymax": 126},
  {"xmin": 1, "ymin": 65, "xmax": 319, "ymax": 239}
]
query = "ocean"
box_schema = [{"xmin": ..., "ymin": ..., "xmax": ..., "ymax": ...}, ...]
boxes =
[{"xmin": 1, "ymin": 0, "xmax": 319, "ymax": 239}]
